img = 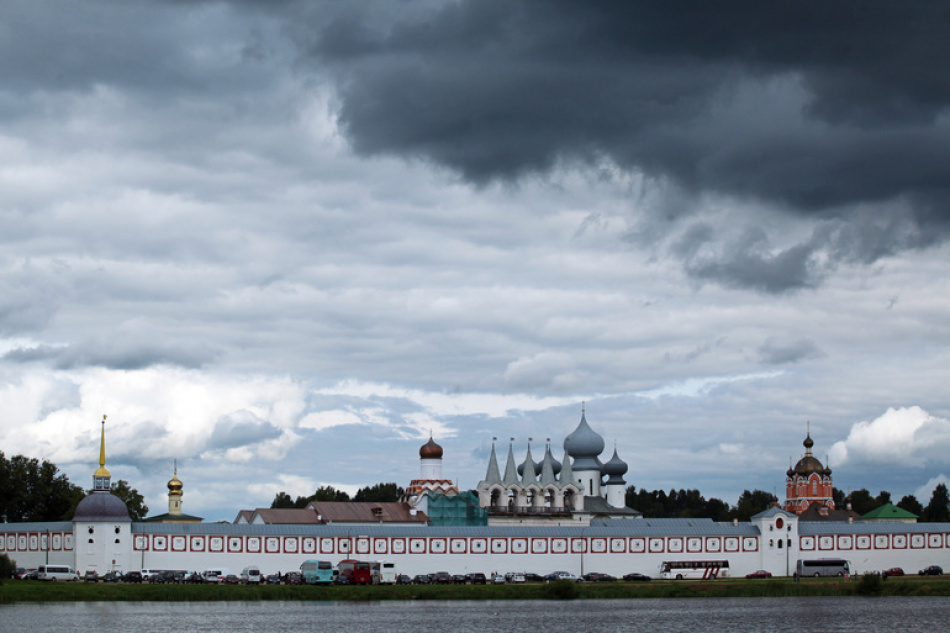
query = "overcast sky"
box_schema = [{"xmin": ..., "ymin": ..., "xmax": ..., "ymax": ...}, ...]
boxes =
[{"xmin": 2, "ymin": 1, "xmax": 950, "ymax": 522}]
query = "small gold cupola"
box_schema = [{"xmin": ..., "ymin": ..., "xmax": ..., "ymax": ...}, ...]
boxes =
[
  {"xmin": 168, "ymin": 460, "xmax": 183, "ymax": 515},
  {"xmin": 168, "ymin": 461, "xmax": 183, "ymax": 496}
]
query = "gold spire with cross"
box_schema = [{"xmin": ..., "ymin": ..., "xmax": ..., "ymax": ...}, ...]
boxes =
[{"xmin": 94, "ymin": 414, "xmax": 111, "ymax": 478}]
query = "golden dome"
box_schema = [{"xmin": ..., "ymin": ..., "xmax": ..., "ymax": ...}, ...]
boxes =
[{"xmin": 167, "ymin": 461, "xmax": 183, "ymax": 496}]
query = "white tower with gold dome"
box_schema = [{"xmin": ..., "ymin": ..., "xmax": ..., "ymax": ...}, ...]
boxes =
[
  {"xmin": 72, "ymin": 415, "xmax": 133, "ymax": 574},
  {"xmin": 168, "ymin": 461, "xmax": 183, "ymax": 516}
]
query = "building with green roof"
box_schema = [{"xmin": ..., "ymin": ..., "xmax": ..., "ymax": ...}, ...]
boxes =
[{"xmin": 862, "ymin": 502, "xmax": 918, "ymax": 523}]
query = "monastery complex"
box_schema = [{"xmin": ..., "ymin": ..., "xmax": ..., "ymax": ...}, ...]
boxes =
[{"xmin": 2, "ymin": 410, "xmax": 948, "ymax": 579}]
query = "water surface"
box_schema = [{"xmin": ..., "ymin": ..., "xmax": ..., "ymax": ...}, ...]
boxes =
[{"xmin": 2, "ymin": 597, "xmax": 949, "ymax": 633}]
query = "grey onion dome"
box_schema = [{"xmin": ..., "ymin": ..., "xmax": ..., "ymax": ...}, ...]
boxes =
[
  {"xmin": 602, "ymin": 447, "xmax": 628, "ymax": 485},
  {"xmin": 72, "ymin": 491, "xmax": 131, "ymax": 522},
  {"xmin": 563, "ymin": 411, "xmax": 605, "ymax": 471},
  {"xmin": 517, "ymin": 458, "xmax": 541, "ymax": 477}
]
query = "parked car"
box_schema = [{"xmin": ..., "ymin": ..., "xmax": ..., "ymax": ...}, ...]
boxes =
[
  {"xmin": 505, "ymin": 572, "xmax": 526, "ymax": 583},
  {"xmin": 745, "ymin": 570, "xmax": 772, "ymax": 579},
  {"xmin": 491, "ymin": 573, "xmax": 506, "ymax": 584},
  {"xmin": 16, "ymin": 569, "xmax": 37, "ymax": 580},
  {"xmin": 333, "ymin": 574, "xmax": 350, "ymax": 585},
  {"xmin": 411, "ymin": 574, "xmax": 430, "ymax": 585},
  {"xmin": 141, "ymin": 569, "xmax": 162, "ymax": 582},
  {"xmin": 919, "ymin": 565, "xmax": 943, "ymax": 576},
  {"xmin": 395, "ymin": 574, "xmax": 412, "ymax": 585},
  {"xmin": 522, "ymin": 572, "xmax": 543, "ymax": 582},
  {"xmin": 284, "ymin": 572, "xmax": 304, "ymax": 585},
  {"xmin": 183, "ymin": 571, "xmax": 204, "ymax": 584},
  {"xmin": 101, "ymin": 571, "xmax": 122, "ymax": 583},
  {"xmin": 122, "ymin": 571, "xmax": 144, "ymax": 583},
  {"xmin": 83, "ymin": 570, "xmax": 99, "ymax": 582},
  {"xmin": 433, "ymin": 571, "xmax": 452, "ymax": 584},
  {"xmin": 583, "ymin": 572, "xmax": 617, "ymax": 582},
  {"xmin": 223, "ymin": 574, "xmax": 240, "ymax": 585},
  {"xmin": 465, "ymin": 572, "xmax": 487, "ymax": 585},
  {"xmin": 544, "ymin": 571, "xmax": 580, "ymax": 582},
  {"xmin": 265, "ymin": 573, "xmax": 281, "ymax": 585},
  {"xmin": 884, "ymin": 567, "xmax": 904, "ymax": 577},
  {"xmin": 451, "ymin": 574, "xmax": 467, "ymax": 584},
  {"xmin": 622, "ymin": 572, "xmax": 651, "ymax": 582}
]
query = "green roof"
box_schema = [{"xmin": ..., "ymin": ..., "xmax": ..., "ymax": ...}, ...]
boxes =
[{"xmin": 862, "ymin": 502, "xmax": 918, "ymax": 520}]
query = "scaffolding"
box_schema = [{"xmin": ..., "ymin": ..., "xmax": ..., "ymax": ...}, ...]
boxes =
[{"xmin": 425, "ymin": 491, "xmax": 489, "ymax": 526}]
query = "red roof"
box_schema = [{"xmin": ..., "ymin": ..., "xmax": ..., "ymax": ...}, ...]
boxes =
[{"xmin": 236, "ymin": 502, "xmax": 428, "ymax": 524}]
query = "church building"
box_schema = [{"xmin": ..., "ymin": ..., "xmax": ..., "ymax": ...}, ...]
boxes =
[{"xmin": 784, "ymin": 427, "xmax": 835, "ymax": 515}]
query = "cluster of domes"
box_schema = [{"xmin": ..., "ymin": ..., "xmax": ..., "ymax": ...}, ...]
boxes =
[
  {"xmin": 562, "ymin": 409, "xmax": 628, "ymax": 479},
  {"xmin": 787, "ymin": 433, "xmax": 832, "ymax": 478}
]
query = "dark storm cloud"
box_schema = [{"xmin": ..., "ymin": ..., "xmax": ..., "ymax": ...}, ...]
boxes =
[
  {"xmin": 289, "ymin": 0, "xmax": 950, "ymax": 266},
  {"xmin": 756, "ymin": 337, "xmax": 824, "ymax": 366},
  {"xmin": 207, "ymin": 411, "xmax": 282, "ymax": 450},
  {"xmin": 3, "ymin": 340, "xmax": 215, "ymax": 370}
]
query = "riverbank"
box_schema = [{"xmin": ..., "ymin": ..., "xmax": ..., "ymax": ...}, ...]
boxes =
[{"xmin": 3, "ymin": 575, "xmax": 949, "ymax": 603}]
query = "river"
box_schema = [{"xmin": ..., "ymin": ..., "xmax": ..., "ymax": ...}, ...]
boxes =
[{"xmin": 2, "ymin": 597, "xmax": 949, "ymax": 632}]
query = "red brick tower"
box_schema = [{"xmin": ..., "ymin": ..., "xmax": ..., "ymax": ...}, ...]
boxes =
[{"xmin": 784, "ymin": 427, "xmax": 835, "ymax": 515}]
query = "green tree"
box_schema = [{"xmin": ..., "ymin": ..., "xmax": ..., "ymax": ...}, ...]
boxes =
[
  {"xmin": 875, "ymin": 490, "xmax": 892, "ymax": 506},
  {"xmin": 109, "ymin": 480, "xmax": 148, "ymax": 520},
  {"xmin": 832, "ymin": 487, "xmax": 846, "ymax": 508},
  {"xmin": 732, "ymin": 490, "xmax": 776, "ymax": 521},
  {"xmin": 0, "ymin": 452, "xmax": 84, "ymax": 522},
  {"xmin": 923, "ymin": 483, "xmax": 950, "ymax": 522},
  {"xmin": 307, "ymin": 485, "xmax": 351, "ymax": 503},
  {"xmin": 270, "ymin": 491, "xmax": 295, "ymax": 508},
  {"xmin": 897, "ymin": 494, "xmax": 924, "ymax": 517},
  {"xmin": 353, "ymin": 482, "xmax": 405, "ymax": 503},
  {"xmin": 0, "ymin": 553, "xmax": 16, "ymax": 584},
  {"xmin": 847, "ymin": 488, "xmax": 878, "ymax": 515},
  {"xmin": 704, "ymin": 497, "xmax": 732, "ymax": 521}
]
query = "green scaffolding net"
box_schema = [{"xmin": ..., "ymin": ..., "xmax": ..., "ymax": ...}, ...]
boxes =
[{"xmin": 425, "ymin": 491, "xmax": 488, "ymax": 526}]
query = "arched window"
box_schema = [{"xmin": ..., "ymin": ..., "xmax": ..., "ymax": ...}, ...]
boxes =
[{"xmin": 812, "ymin": 480, "xmax": 817, "ymax": 495}]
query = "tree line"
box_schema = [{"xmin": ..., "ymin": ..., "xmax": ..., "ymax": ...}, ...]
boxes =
[
  {"xmin": 624, "ymin": 483, "xmax": 950, "ymax": 522},
  {"xmin": 0, "ymin": 451, "xmax": 148, "ymax": 522},
  {"xmin": 5, "ymin": 448, "xmax": 948, "ymax": 524},
  {"xmin": 270, "ymin": 482, "xmax": 406, "ymax": 508}
]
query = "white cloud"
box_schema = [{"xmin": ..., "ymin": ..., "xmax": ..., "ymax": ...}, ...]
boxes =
[{"xmin": 830, "ymin": 407, "xmax": 950, "ymax": 466}]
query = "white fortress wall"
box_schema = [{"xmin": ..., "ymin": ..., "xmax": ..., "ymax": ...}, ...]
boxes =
[{"xmin": 5, "ymin": 521, "xmax": 950, "ymax": 578}]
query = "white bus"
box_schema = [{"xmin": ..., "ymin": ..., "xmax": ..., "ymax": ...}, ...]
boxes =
[
  {"xmin": 371, "ymin": 561, "xmax": 397, "ymax": 584},
  {"xmin": 796, "ymin": 558, "xmax": 850, "ymax": 577},
  {"xmin": 659, "ymin": 560, "xmax": 730, "ymax": 580},
  {"xmin": 37, "ymin": 564, "xmax": 80, "ymax": 582}
]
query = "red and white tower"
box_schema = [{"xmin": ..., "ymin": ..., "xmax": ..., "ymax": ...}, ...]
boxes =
[{"xmin": 784, "ymin": 427, "xmax": 835, "ymax": 515}]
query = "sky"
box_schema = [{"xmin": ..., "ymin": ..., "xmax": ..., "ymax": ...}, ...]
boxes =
[{"xmin": 2, "ymin": 1, "xmax": 950, "ymax": 522}]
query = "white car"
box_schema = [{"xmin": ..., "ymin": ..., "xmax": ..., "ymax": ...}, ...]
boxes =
[{"xmin": 545, "ymin": 571, "xmax": 580, "ymax": 582}]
